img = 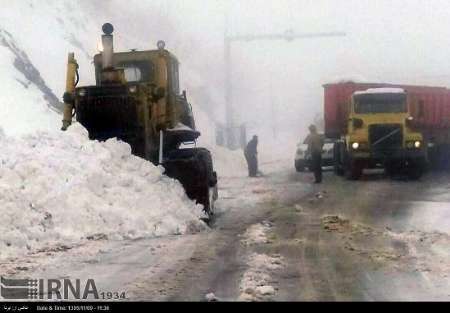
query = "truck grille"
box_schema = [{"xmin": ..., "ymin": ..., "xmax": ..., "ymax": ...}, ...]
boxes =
[{"xmin": 369, "ymin": 124, "xmax": 403, "ymax": 151}]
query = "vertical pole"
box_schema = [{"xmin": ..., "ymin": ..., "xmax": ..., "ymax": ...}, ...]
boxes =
[
  {"xmin": 159, "ymin": 131, "xmax": 164, "ymax": 164},
  {"xmin": 224, "ymin": 36, "xmax": 236, "ymax": 149},
  {"xmin": 269, "ymin": 79, "xmax": 277, "ymax": 139}
]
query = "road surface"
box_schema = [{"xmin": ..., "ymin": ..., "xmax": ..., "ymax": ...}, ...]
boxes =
[{"xmin": 2, "ymin": 161, "xmax": 450, "ymax": 301}]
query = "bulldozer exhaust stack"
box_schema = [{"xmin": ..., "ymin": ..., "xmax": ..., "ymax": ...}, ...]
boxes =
[{"xmin": 101, "ymin": 23, "xmax": 114, "ymax": 70}]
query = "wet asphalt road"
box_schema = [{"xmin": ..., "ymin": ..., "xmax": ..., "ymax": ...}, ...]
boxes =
[
  {"xmin": 4, "ymin": 164, "xmax": 450, "ymax": 301},
  {"xmin": 271, "ymin": 168, "xmax": 450, "ymax": 301},
  {"xmin": 166, "ymin": 166, "xmax": 450, "ymax": 301}
]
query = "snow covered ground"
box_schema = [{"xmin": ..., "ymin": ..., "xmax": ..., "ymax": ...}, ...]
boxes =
[
  {"xmin": 0, "ymin": 154, "xmax": 298, "ymax": 300},
  {"xmin": 238, "ymin": 253, "xmax": 284, "ymax": 301},
  {"xmin": 193, "ymin": 106, "xmax": 247, "ymax": 178},
  {"xmin": 0, "ymin": 123, "xmax": 207, "ymax": 260}
]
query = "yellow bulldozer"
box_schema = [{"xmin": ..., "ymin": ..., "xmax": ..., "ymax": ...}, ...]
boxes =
[{"xmin": 62, "ymin": 23, "xmax": 218, "ymax": 215}]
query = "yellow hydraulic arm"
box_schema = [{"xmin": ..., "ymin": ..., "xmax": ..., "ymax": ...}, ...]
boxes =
[{"xmin": 61, "ymin": 53, "xmax": 79, "ymax": 130}]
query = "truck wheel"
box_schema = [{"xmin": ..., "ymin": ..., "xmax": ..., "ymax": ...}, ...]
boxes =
[
  {"xmin": 197, "ymin": 150, "xmax": 218, "ymax": 215},
  {"xmin": 407, "ymin": 160, "xmax": 425, "ymax": 180},
  {"xmin": 385, "ymin": 162, "xmax": 396, "ymax": 177},
  {"xmin": 203, "ymin": 185, "xmax": 217, "ymax": 217},
  {"xmin": 345, "ymin": 160, "xmax": 362, "ymax": 180}
]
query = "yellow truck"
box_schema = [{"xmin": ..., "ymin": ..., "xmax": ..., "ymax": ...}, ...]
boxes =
[{"xmin": 324, "ymin": 83, "xmax": 439, "ymax": 180}]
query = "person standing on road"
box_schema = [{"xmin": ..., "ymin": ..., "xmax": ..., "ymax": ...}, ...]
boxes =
[
  {"xmin": 304, "ymin": 125, "xmax": 324, "ymax": 183},
  {"xmin": 244, "ymin": 135, "xmax": 259, "ymax": 177}
]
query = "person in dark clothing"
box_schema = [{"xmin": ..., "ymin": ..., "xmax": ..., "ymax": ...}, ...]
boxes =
[
  {"xmin": 244, "ymin": 135, "xmax": 258, "ymax": 177},
  {"xmin": 303, "ymin": 125, "xmax": 324, "ymax": 183}
]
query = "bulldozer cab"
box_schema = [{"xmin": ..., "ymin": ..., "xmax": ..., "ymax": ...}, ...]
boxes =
[
  {"xmin": 93, "ymin": 49, "xmax": 179, "ymax": 95},
  {"xmin": 71, "ymin": 42, "xmax": 198, "ymax": 162}
]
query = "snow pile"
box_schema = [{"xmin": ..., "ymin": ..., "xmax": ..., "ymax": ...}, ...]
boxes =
[
  {"xmin": 192, "ymin": 105, "xmax": 247, "ymax": 178},
  {"xmin": 238, "ymin": 253, "xmax": 284, "ymax": 301},
  {"xmin": 208, "ymin": 145, "xmax": 247, "ymax": 178},
  {"xmin": 240, "ymin": 222, "xmax": 271, "ymax": 246},
  {"xmin": 0, "ymin": 123, "xmax": 206, "ymax": 260},
  {"xmin": 205, "ymin": 293, "xmax": 219, "ymax": 302}
]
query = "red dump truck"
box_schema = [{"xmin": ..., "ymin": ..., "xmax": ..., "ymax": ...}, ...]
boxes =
[{"xmin": 323, "ymin": 82, "xmax": 450, "ymax": 179}]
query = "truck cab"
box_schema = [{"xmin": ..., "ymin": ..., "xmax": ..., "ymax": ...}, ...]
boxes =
[{"xmin": 334, "ymin": 88, "xmax": 426, "ymax": 179}]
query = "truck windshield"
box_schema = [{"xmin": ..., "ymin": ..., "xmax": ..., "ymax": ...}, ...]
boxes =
[
  {"xmin": 354, "ymin": 94, "xmax": 406, "ymax": 114},
  {"xmin": 117, "ymin": 61, "xmax": 154, "ymax": 83}
]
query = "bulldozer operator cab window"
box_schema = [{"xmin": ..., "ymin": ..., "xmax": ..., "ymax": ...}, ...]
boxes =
[
  {"xmin": 354, "ymin": 94, "xmax": 406, "ymax": 114},
  {"xmin": 118, "ymin": 61, "xmax": 154, "ymax": 83}
]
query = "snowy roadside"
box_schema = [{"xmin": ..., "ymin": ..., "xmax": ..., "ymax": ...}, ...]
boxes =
[
  {"xmin": 0, "ymin": 157, "xmax": 290, "ymax": 300},
  {"xmin": 0, "ymin": 123, "xmax": 208, "ymax": 261},
  {"xmin": 238, "ymin": 221, "xmax": 284, "ymax": 301}
]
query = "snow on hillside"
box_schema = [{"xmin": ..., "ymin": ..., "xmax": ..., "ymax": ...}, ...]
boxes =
[
  {"xmin": 0, "ymin": 1, "xmax": 99, "ymax": 96},
  {"xmin": 0, "ymin": 123, "xmax": 207, "ymax": 260},
  {"xmin": 0, "ymin": 29, "xmax": 60, "ymax": 136},
  {"xmin": 0, "ymin": 1, "xmax": 97, "ymax": 136}
]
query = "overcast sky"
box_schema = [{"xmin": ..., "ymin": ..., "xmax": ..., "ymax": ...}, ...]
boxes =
[{"xmin": 87, "ymin": 0, "xmax": 450, "ymax": 141}]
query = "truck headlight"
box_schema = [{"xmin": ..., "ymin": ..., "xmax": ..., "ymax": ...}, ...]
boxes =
[
  {"xmin": 352, "ymin": 142, "xmax": 360, "ymax": 150},
  {"xmin": 129, "ymin": 85, "xmax": 137, "ymax": 93},
  {"xmin": 77, "ymin": 89, "xmax": 87, "ymax": 97},
  {"xmin": 406, "ymin": 141, "xmax": 422, "ymax": 149}
]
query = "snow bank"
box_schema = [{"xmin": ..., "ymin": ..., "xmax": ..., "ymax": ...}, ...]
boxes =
[
  {"xmin": 241, "ymin": 222, "xmax": 271, "ymax": 246},
  {"xmin": 238, "ymin": 253, "xmax": 284, "ymax": 301},
  {"xmin": 192, "ymin": 105, "xmax": 247, "ymax": 178},
  {"xmin": 0, "ymin": 123, "xmax": 206, "ymax": 259}
]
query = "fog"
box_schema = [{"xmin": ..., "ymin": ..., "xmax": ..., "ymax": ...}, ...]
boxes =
[
  {"xmin": 26, "ymin": 0, "xmax": 450, "ymax": 145},
  {"xmin": 85, "ymin": 0, "xmax": 449, "ymax": 144}
]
